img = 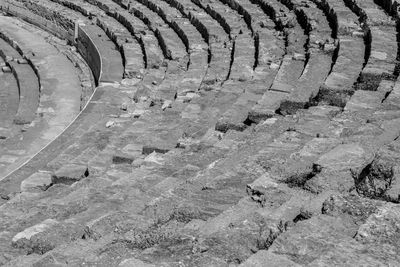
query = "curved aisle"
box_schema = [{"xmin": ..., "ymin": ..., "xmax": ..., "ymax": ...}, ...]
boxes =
[{"xmin": 0, "ymin": 15, "xmax": 84, "ymax": 179}]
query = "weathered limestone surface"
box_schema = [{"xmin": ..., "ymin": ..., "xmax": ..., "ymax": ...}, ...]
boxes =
[{"xmin": 0, "ymin": 0, "xmax": 400, "ymax": 266}]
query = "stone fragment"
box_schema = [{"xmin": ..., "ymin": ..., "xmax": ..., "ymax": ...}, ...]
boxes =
[
  {"xmin": 20, "ymin": 172, "xmax": 52, "ymax": 192},
  {"xmin": 120, "ymin": 103, "xmax": 128, "ymax": 111},
  {"xmin": 105, "ymin": 121, "xmax": 115, "ymax": 128},
  {"xmin": 132, "ymin": 109, "xmax": 147, "ymax": 118},
  {"xmin": 17, "ymin": 59, "xmax": 28, "ymax": 64},
  {"xmin": 161, "ymin": 100, "xmax": 172, "ymax": 110},
  {"xmin": 51, "ymin": 164, "xmax": 89, "ymax": 185},
  {"xmin": 12, "ymin": 219, "xmax": 59, "ymax": 245},
  {"xmin": 246, "ymin": 173, "xmax": 279, "ymax": 198},
  {"xmin": 292, "ymin": 53, "xmax": 305, "ymax": 61},
  {"xmin": 12, "ymin": 219, "xmax": 83, "ymax": 254},
  {"xmin": 143, "ymin": 152, "xmax": 164, "ymax": 165},
  {"xmin": 354, "ymin": 156, "xmax": 395, "ymax": 199},
  {"xmin": 247, "ymin": 174, "xmax": 290, "ymax": 207}
]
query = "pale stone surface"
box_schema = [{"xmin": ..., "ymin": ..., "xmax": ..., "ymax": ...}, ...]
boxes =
[
  {"xmin": 315, "ymin": 143, "xmax": 372, "ymax": 171},
  {"xmin": 12, "ymin": 219, "xmax": 59, "ymax": 243},
  {"xmin": 20, "ymin": 171, "xmax": 52, "ymax": 192},
  {"xmin": 52, "ymin": 164, "xmax": 89, "ymax": 185}
]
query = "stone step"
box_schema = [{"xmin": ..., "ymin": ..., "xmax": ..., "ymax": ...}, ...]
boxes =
[
  {"xmin": 347, "ymin": 0, "xmax": 399, "ymax": 91},
  {"xmin": 167, "ymin": 0, "xmax": 232, "ymax": 88},
  {"xmin": 192, "ymin": 0, "xmax": 256, "ymax": 81},
  {"xmin": 142, "ymin": 0, "xmax": 209, "ymax": 94},
  {"xmin": 8, "ymin": 62, "xmax": 39, "ymax": 125},
  {"xmin": 0, "ymin": 71, "xmax": 19, "ymax": 128},
  {"xmin": 104, "ymin": 2, "xmax": 165, "ymax": 68},
  {"xmin": 127, "ymin": 0, "xmax": 187, "ymax": 62},
  {"xmin": 313, "ymin": 0, "xmax": 366, "ymax": 107}
]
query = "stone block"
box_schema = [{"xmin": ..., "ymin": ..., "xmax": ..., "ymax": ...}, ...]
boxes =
[
  {"xmin": 20, "ymin": 172, "xmax": 52, "ymax": 192},
  {"xmin": 52, "ymin": 164, "xmax": 89, "ymax": 185}
]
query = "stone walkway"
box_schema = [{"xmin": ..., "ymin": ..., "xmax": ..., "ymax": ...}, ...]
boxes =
[{"xmin": 0, "ymin": 15, "xmax": 90, "ymax": 179}]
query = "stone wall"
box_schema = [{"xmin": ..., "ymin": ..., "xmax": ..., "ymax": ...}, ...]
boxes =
[{"xmin": 76, "ymin": 25, "xmax": 101, "ymax": 84}]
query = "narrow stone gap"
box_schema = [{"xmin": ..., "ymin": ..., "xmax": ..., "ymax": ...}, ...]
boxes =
[
  {"xmin": 136, "ymin": 0, "xmax": 190, "ymax": 54},
  {"xmin": 253, "ymin": 32, "xmax": 259, "ymax": 70},
  {"xmin": 159, "ymin": 0, "xmax": 213, "ymax": 66},
  {"xmin": 190, "ymin": 0, "xmax": 234, "ymax": 81},
  {"xmin": 310, "ymin": 0, "xmax": 339, "ymax": 76},
  {"xmin": 294, "ymin": 8, "xmax": 311, "ymax": 73},
  {"xmin": 224, "ymin": 38, "xmax": 235, "ymax": 83},
  {"xmin": 342, "ymin": 0, "xmax": 371, "ymax": 70}
]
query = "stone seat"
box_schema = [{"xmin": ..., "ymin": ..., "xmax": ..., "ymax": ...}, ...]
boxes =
[
  {"xmin": 137, "ymin": 0, "xmax": 209, "ymax": 96},
  {"xmin": 342, "ymin": 0, "xmax": 398, "ymax": 91},
  {"xmin": 103, "ymin": 0, "xmax": 200, "ymax": 99},
  {"xmin": 76, "ymin": 0, "xmax": 168, "ymax": 93},
  {"xmin": 276, "ymin": 0, "xmax": 335, "ymax": 113},
  {"xmin": 8, "ymin": 62, "xmax": 40, "ymax": 125},
  {"xmin": 312, "ymin": 0, "xmax": 367, "ymax": 106},
  {"xmin": 127, "ymin": 0, "xmax": 187, "ymax": 62},
  {"xmin": 165, "ymin": 0, "xmax": 232, "ymax": 88},
  {"xmin": 195, "ymin": 0, "xmax": 256, "ymax": 82},
  {"xmin": 245, "ymin": 0, "xmax": 309, "ymax": 122},
  {"xmin": 229, "ymin": 0, "xmax": 285, "ymax": 72},
  {"xmin": 101, "ymin": 3, "xmax": 165, "ymax": 69}
]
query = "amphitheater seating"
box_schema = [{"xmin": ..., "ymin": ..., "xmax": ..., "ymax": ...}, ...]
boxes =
[
  {"xmin": 51, "ymin": 0, "xmax": 146, "ymax": 78},
  {"xmin": 169, "ymin": 0, "xmax": 232, "ymax": 88},
  {"xmin": 345, "ymin": 0, "xmax": 398, "ymax": 91},
  {"xmin": 196, "ymin": 0, "xmax": 256, "ymax": 82},
  {"xmin": 1, "ymin": 0, "xmax": 400, "ymax": 266}
]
